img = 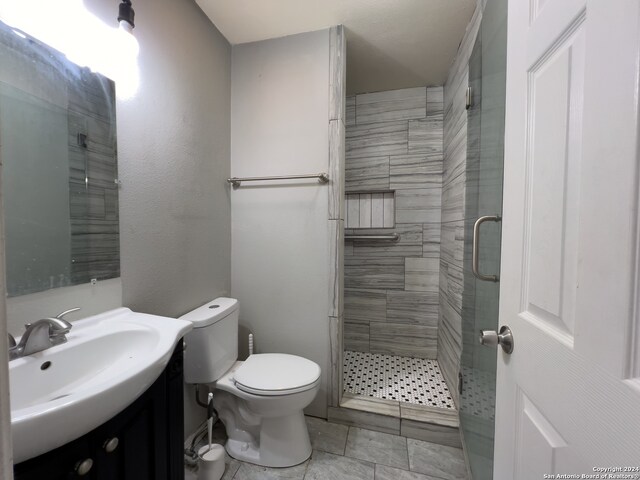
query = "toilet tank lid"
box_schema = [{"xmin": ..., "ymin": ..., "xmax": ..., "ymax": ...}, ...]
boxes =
[{"xmin": 179, "ymin": 297, "xmax": 238, "ymax": 327}]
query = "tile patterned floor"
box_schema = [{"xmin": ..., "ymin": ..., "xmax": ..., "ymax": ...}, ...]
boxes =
[
  {"xmin": 185, "ymin": 416, "xmax": 468, "ymax": 480},
  {"xmin": 459, "ymin": 366, "xmax": 495, "ymax": 421},
  {"xmin": 343, "ymin": 351, "xmax": 456, "ymax": 409}
]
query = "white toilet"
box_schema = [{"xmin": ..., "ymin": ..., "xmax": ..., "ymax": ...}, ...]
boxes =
[{"xmin": 181, "ymin": 297, "xmax": 321, "ymax": 468}]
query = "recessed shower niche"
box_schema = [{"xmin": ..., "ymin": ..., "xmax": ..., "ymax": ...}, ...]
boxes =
[{"xmin": 345, "ymin": 192, "xmax": 395, "ymax": 229}]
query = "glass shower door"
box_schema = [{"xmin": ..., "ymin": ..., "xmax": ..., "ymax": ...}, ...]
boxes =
[{"xmin": 459, "ymin": 0, "xmax": 507, "ymax": 478}]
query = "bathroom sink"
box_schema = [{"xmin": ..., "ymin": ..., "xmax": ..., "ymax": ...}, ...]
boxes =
[{"xmin": 9, "ymin": 308, "xmax": 193, "ymax": 463}]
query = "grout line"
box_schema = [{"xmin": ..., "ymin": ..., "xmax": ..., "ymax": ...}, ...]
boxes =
[
  {"xmin": 405, "ymin": 434, "xmax": 411, "ymax": 473},
  {"xmin": 342, "ymin": 425, "xmax": 350, "ymax": 456},
  {"xmin": 426, "ymin": 85, "xmax": 429, "ymax": 116},
  {"xmin": 354, "ymin": 94, "xmax": 357, "ymax": 126}
]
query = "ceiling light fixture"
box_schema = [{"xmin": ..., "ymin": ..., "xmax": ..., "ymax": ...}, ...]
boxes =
[{"xmin": 117, "ymin": 0, "xmax": 135, "ymax": 31}]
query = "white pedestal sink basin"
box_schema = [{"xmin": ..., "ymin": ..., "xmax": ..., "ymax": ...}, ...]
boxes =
[{"xmin": 9, "ymin": 308, "xmax": 193, "ymax": 464}]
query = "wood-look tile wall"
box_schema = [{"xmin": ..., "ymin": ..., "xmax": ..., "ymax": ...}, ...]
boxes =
[
  {"xmin": 344, "ymin": 86, "xmax": 443, "ymax": 359},
  {"xmin": 328, "ymin": 25, "xmax": 346, "ymax": 408}
]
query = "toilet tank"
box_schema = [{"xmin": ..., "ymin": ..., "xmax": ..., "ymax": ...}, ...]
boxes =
[{"xmin": 180, "ymin": 297, "xmax": 239, "ymax": 384}]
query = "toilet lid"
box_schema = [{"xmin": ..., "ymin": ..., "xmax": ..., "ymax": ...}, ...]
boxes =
[{"xmin": 233, "ymin": 353, "xmax": 321, "ymax": 396}]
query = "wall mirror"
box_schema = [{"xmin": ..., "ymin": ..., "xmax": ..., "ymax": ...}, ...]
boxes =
[{"xmin": 0, "ymin": 20, "xmax": 120, "ymax": 297}]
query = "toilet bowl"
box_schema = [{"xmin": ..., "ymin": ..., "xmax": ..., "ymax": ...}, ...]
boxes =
[
  {"xmin": 181, "ymin": 298, "xmax": 321, "ymax": 467},
  {"xmin": 214, "ymin": 355, "xmax": 320, "ymax": 466}
]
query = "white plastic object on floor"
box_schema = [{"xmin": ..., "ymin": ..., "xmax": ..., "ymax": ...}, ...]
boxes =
[
  {"xmin": 197, "ymin": 444, "xmax": 225, "ymax": 480},
  {"xmin": 248, "ymin": 333, "xmax": 253, "ymax": 356}
]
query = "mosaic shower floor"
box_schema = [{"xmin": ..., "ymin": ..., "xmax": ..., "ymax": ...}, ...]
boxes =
[
  {"xmin": 459, "ymin": 366, "xmax": 496, "ymax": 421},
  {"xmin": 343, "ymin": 350, "xmax": 456, "ymax": 409}
]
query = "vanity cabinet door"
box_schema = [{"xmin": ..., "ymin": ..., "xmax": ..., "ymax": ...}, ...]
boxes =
[
  {"xmin": 13, "ymin": 436, "xmax": 94, "ymax": 480},
  {"xmin": 91, "ymin": 372, "xmax": 169, "ymax": 480},
  {"xmin": 91, "ymin": 342, "xmax": 183, "ymax": 480}
]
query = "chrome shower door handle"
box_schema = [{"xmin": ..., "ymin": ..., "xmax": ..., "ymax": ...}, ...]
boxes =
[{"xmin": 472, "ymin": 215, "xmax": 502, "ymax": 282}]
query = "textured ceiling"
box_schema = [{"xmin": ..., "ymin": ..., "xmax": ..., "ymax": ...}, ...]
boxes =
[{"xmin": 195, "ymin": 0, "xmax": 476, "ymax": 94}]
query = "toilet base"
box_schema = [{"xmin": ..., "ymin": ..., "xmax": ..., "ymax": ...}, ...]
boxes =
[{"xmin": 224, "ymin": 410, "xmax": 312, "ymax": 468}]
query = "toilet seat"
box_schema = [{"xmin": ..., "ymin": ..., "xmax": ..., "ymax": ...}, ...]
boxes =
[{"xmin": 233, "ymin": 353, "xmax": 321, "ymax": 396}]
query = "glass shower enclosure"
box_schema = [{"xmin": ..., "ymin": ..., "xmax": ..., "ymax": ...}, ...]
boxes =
[{"xmin": 459, "ymin": 0, "xmax": 507, "ymax": 478}]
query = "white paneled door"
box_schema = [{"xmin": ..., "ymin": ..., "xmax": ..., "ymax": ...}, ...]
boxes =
[{"xmin": 496, "ymin": 0, "xmax": 640, "ymax": 477}]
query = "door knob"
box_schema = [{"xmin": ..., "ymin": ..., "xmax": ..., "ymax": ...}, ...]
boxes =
[{"xmin": 479, "ymin": 325, "xmax": 514, "ymax": 354}]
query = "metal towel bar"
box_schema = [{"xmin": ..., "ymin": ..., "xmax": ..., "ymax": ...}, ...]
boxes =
[{"xmin": 227, "ymin": 173, "xmax": 329, "ymax": 188}]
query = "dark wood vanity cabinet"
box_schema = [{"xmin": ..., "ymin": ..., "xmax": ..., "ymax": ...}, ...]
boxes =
[{"xmin": 14, "ymin": 343, "xmax": 185, "ymax": 480}]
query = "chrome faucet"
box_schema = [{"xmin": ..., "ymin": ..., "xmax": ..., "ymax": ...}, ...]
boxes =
[{"xmin": 9, "ymin": 308, "xmax": 80, "ymax": 361}]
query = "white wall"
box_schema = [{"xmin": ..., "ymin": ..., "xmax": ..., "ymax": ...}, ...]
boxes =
[
  {"xmin": 83, "ymin": 0, "xmax": 233, "ymax": 320},
  {"xmin": 231, "ymin": 30, "xmax": 331, "ymax": 417},
  {"xmin": 89, "ymin": 0, "xmax": 232, "ymax": 437}
]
